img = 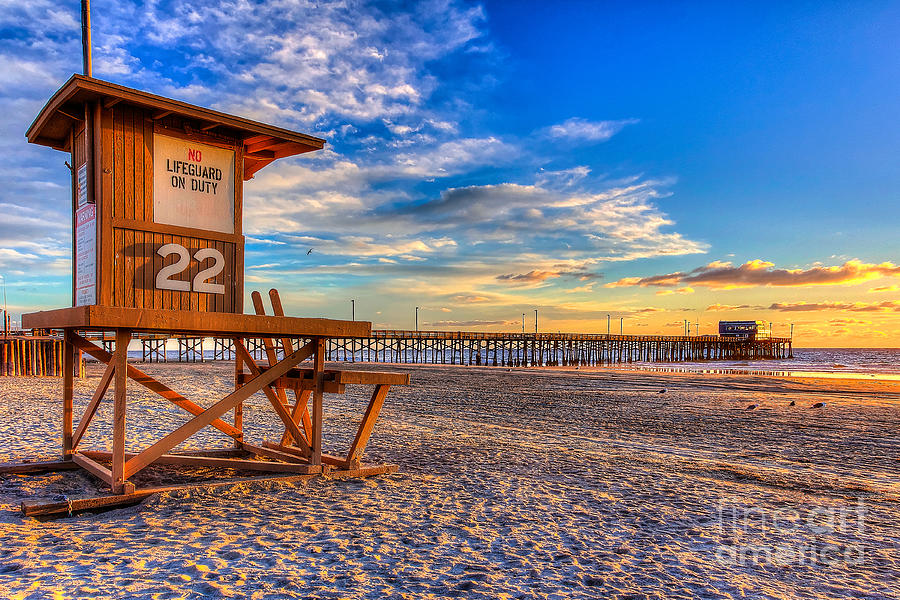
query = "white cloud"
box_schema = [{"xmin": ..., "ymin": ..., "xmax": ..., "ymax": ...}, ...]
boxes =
[{"xmin": 545, "ymin": 118, "xmax": 639, "ymax": 142}]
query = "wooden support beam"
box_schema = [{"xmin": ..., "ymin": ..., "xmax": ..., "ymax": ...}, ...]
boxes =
[
  {"xmin": 328, "ymin": 464, "xmax": 399, "ymax": 479},
  {"xmin": 251, "ymin": 291, "xmax": 291, "ymax": 406},
  {"xmin": 62, "ymin": 331, "xmax": 75, "ymax": 457},
  {"xmin": 0, "ymin": 460, "xmax": 80, "ymax": 475},
  {"xmin": 345, "ymin": 384, "xmax": 391, "ymax": 468},
  {"xmin": 242, "ymin": 134, "xmax": 273, "ymax": 146},
  {"xmin": 311, "ymin": 338, "xmax": 326, "ymax": 466},
  {"xmin": 245, "ymin": 137, "xmax": 293, "ymax": 154},
  {"xmin": 261, "ymin": 441, "xmax": 346, "ymax": 467},
  {"xmin": 68, "ymin": 332, "xmax": 241, "ymax": 439},
  {"xmin": 21, "ymin": 472, "xmax": 321, "ymax": 518},
  {"xmin": 111, "ymin": 329, "xmax": 131, "ymax": 493},
  {"xmin": 244, "ymin": 158, "xmax": 274, "ymax": 179},
  {"xmin": 240, "ymin": 442, "xmax": 307, "ymax": 464},
  {"xmin": 269, "ymin": 289, "xmax": 313, "ymax": 444},
  {"xmin": 281, "ymin": 389, "xmax": 312, "ymax": 446},
  {"xmin": 123, "ymin": 340, "xmax": 315, "ymax": 480},
  {"xmin": 72, "ymin": 360, "xmax": 115, "ymax": 448},
  {"xmin": 233, "ymin": 340, "xmax": 312, "ymax": 454},
  {"xmin": 84, "ymin": 450, "xmax": 319, "ymax": 474},
  {"xmin": 72, "ymin": 452, "xmax": 136, "ymax": 495},
  {"xmin": 235, "ymin": 372, "xmax": 344, "ymax": 394},
  {"xmin": 334, "ymin": 370, "xmax": 410, "ymax": 386}
]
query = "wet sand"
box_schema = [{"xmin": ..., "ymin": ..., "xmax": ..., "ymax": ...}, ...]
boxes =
[{"xmin": 0, "ymin": 362, "xmax": 898, "ymax": 599}]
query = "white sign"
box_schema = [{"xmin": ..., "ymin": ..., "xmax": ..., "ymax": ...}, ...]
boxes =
[
  {"xmin": 153, "ymin": 134, "xmax": 235, "ymax": 233},
  {"xmin": 75, "ymin": 203, "xmax": 96, "ymax": 306},
  {"xmin": 77, "ymin": 163, "xmax": 88, "ymax": 207}
]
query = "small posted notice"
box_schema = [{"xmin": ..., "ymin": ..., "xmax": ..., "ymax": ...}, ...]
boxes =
[
  {"xmin": 77, "ymin": 163, "xmax": 88, "ymax": 207},
  {"xmin": 75, "ymin": 203, "xmax": 96, "ymax": 306}
]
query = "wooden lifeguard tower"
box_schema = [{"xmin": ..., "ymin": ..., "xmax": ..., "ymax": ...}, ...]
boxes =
[{"xmin": 5, "ymin": 74, "xmax": 408, "ymax": 516}]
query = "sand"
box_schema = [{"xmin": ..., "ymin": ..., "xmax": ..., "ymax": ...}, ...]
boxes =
[{"xmin": 0, "ymin": 362, "xmax": 898, "ymax": 599}]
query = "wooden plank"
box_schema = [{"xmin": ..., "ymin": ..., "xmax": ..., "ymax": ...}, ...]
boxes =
[
  {"xmin": 234, "ymin": 238, "xmax": 244, "ymax": 312},
  {"xmin": 23, "ymin": 307, "xmax": 371, "ymax": 338},
  {"xmin": 224, "ymin": 240, "xmax": 235, "ymax": 313},
  {"xmin": 67, "ymin": 332, "xmax": 241, "ymax": 438},
  {"xmin": 124, "ymin": 228, "xmax": 135, "ymax": 308},
  {"xmin": 84, "ymin": 450, "xmax": 319, "ymax": 473},
  {"xmin": 124, "ymin": 105, "xmax": 135, "ymax": 220},
  {"xmin": 329, "ymin": 464, "xmax": 398, "ymax": 479},
  {"xmin": 236, "ymin": 372, "xmax": 344, "ymax": 394},
  {"xmin": 269, "ymin": 288, "xmax": 314, "ymax": 444},
  {"xmin": 233, "ymin": 340, "xmax": 311, "ymax": 453},
  {"xmin": 114, "ymin": 105, "xmax": 124, "ymax": 219},
  {"xmin": 62, "ymin": 332, "xmax": 74, "ymax": 457},
  {"xmin": 234, "ymin": 336, "xmax": 243, "ymax": 447},
  {"xmin": 334, "ymin": 370, "xmax": 410, "ymax": 385},
  {"xmin": 0, "ymin": 460, "xmax": 80, "ymax": 475},
  {"xmin": 72, "ymin": 360, "xmax": 115, "ymax": 448},
  {"xmin": 311, "ymin": 338, "xmax": 325, "ymax": 466},
  {"xmin": 250, "ymin": 290, "xmax": 295, "ymax": 439},
  {"xmin": 143, "ymin": 109, "xmax": 153, "ymax": 222},
  {"xmin": 123, "ymin": 339, "xmax": 316, "ymax": 479},
  {"xmin": 345, "ymin": 384, "xmax": 390, "ymax": 468},
  {"xmin": 133, "ymin": 106, "xmax": 144, "ymax": 223},
  {"xmin": 239, "ymin": 442, "xmax": 307, "ymax": 464},
  {"xmin": 270, "ymin": 289, "xmax": 312, "ymax": 440},
  {"xmin": 260, "ymin": 441, "xmax": 347, "ymax": 467},
  {"xmin": 72, "ymin": 452, "xmax": 113, "ymax": 485},
  {"xmin": 281, "ymin": 389, "xmax": 312, "ymax": 446},
  {"xmin": 111, "ymin": 329, "xmax": 131, "ymax": 493},
  {"xmin": 21, "ymin": 472, "xmax": 323, "ymax": 517}
]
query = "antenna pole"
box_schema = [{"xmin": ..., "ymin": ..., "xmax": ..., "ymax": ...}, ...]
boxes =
[{"xmin": 81, "ymin": 0, "xmax": 92, "ymax": 76}]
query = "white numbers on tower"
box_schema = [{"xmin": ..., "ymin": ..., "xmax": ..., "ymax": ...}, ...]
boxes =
[{"xmin": 155, "ymin": 243, "xmax": 225, "ymax": 294}]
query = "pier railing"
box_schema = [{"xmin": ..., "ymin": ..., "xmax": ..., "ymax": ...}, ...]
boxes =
[{"xmin": 0, "ymin": 329, "xmax": 792, "ymax": 375}]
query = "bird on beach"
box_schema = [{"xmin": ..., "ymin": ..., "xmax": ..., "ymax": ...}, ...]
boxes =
[
  {"xmin": 746, "ymin": 404, "xmax": 759, "ymax": 410},
  {"xmin": 658, "ymin": 388, "xmax": 667, "ymax": 394},
  {"xmin": 788, "ymin": 400, "xmax": 796, "ymax": 406},
  {"xmin": 812, "ymin": 402, "xmax": 826, "ymax": 409}
]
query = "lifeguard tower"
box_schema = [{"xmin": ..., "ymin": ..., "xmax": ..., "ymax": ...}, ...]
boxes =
[{"xmin": 5, "ymin": 74, "xmax": 408, "ymax": 516}]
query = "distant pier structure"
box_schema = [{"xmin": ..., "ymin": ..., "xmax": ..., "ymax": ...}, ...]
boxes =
[
  {"xmin": 323, "ymin": 330, "xmax": 793, "ymax": 366},
  {"xmin": 0, "ymin": 329, "xmax": 792, "ymax": 374}
]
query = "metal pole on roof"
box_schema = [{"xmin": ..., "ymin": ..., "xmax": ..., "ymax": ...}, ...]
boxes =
[{"xmin": 81, "ymin": 0, "xmax": 92, "ymax": 77}]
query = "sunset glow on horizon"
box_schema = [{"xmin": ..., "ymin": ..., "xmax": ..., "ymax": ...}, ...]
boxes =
[{"xmin": 1, "ymin": 1, "xmax": 896, "ymax": 348}]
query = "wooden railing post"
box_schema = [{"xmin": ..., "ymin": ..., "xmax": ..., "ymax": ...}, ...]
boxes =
[{"xmin": 111, "ymin": 328, "xmax": 131, "ymax": 493}]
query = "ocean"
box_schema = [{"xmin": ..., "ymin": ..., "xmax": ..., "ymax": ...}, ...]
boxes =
[{"xmin": 125, "ymin": 347, "xmax": 899, "ymax": 379}]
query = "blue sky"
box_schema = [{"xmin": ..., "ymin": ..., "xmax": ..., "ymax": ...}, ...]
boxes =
[{"xmin": 0, "ymin": 1, "xmax": 897, "ymax": 345}]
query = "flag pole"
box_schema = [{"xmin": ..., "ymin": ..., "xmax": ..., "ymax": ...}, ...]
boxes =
[{"xmin": 81, "ymin": 0, "xmax": 92, "ymax": 76}]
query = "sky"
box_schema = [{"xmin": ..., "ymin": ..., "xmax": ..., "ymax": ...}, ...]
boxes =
[{"xmin": 0, "ymin": 0, "xmax": 897, "ymax": 347}]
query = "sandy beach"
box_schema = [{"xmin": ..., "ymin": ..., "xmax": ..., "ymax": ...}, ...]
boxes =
[{"xmin": 0, "ymin": 363, "xmax": 898, "ymax": 599}]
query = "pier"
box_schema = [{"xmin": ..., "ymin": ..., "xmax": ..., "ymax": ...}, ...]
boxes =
[
  {"xmin": 0, "ymin": 329, "xmax": 792, "ymax": 376},
  {"xmin": 325, "ymin": 331, "xmax": 793, "ymax": 366}
]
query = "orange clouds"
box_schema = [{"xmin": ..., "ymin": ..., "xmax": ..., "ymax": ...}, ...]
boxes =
[
  {"xmin": 606, "ymin": 259, "xmax": 900, "ymax": 290},
  {"xmin": 768, "ymin": 300, "xmax": 900, "ymax": 312},
  {"xmin": 496, "ymin": 270, "xmax": 561, "ymax": 284}
]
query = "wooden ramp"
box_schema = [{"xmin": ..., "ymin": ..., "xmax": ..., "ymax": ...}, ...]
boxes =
[{"xmin": 8, "ymin": 290, "xmax": 408, "ymax": 517}]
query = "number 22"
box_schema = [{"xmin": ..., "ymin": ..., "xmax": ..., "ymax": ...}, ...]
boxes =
[{"xmin": 156, "ymin": 243, "xmax": 225, "ymax": 294}]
